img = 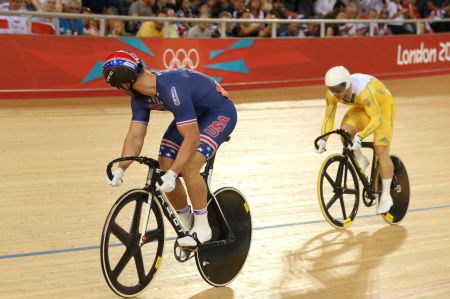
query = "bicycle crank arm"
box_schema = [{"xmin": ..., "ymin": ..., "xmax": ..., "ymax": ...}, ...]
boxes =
[{"xmin": 197, "ymin": 235, "xmax": 236, "ymax": 250}]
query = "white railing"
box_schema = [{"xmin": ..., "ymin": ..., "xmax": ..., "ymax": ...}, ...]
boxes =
[{"xmin": 1, "ymin": 10, "xmax": 449, "ymax": 38}]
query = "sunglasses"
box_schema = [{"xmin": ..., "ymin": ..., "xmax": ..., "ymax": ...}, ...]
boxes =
[{"xmin": 327, "ymin": 82, "xmax": 348, "ymax": 94}]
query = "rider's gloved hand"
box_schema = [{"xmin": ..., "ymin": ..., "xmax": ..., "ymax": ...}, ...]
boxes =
[
  {"xmin": 107, "ymin": 167, "xmax": 124, "ymax": 187},
  {"xmin": 351, "ymin": 134, "xmax": 363, "ymax": 151},
  {"xmin": 157, "ymin": 170, "xmax": 177, "ymax": 193},
  {"xmin": 315, "ymin": 139, "xmax": 327, "ymax": 154}
]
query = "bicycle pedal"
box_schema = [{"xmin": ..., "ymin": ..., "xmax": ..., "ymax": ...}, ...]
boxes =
[
  {"xmin": 181, "ymin": 245, "xmax": 198, "ymax": 252},
  {"xmin": 174, "ymin": 243, "xmax": 195, "ymax": 263}
]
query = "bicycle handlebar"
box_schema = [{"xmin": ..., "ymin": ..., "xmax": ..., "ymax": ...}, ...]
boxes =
[
  {"xmin": 314, "ymin": 129, "xmax": 353, "ymax": 149},
  {"xmin": 106, "ymin": 156, "xmax": 160, "ymax": 180}
]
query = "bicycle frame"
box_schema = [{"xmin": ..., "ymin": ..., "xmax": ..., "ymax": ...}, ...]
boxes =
[
  {"xmin": 107, "ymin": 154, "xmax": 235, "ymax": 250},
  {"xmin": 345, "ymin": 142, "xmax": 381, "ymax": 201},
  {"xmin": 315, "ymin": 129, "xmax": 381, "ymax": 201}
]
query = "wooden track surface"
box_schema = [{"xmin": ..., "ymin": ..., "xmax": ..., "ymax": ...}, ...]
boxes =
[{"xmin": 1, "ymin": 74, "xmax": 449, "ymax": 299}]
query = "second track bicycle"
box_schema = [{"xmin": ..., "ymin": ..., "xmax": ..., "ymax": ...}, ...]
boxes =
[{"xmin": 314, "ymin": 129, "xmax": 409, "ymax": 228}]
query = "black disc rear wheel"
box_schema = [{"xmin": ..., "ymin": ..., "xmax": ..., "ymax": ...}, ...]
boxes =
[
  {"xmin": 380, "ymin": 156, "xmax": 410, "ymax": 224},
  {"xmin": 195, "ymin": 187, "xmax": 252, "ymax": 286},
  {"xmin": 100, "ymin": 189, "xmax": 165, "ymax": 297}
]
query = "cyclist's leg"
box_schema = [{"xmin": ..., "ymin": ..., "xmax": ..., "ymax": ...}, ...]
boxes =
[
  {"xmin": 373, "ymin": 99, "xmax": 396, "ymax": 178},
  {"xmin": 372, "ymin": 79, "xmax": 396, "ymax": 179},
  {"xmin": 374, "ymin": 100, "xmax": 396, "ymax": 213},
  {"xmin": 375, "ymin": 144, "xmax": 394, "ymax": 214},
  {"xmin": 375, "ymin": 145, "xmax": 393, "ymax": 179},
  {"xmin": 158, "ymin": 121, "xmax": 192, "ymax": 230},
  {"xmin": 178, "ymin": 152, "xmax": 211, "ymax": 245},
  {"xmin": 178, "ymin": 99, "xmax": 237, "ymax": 246},
  {"xmin": 341, "ymin": 107, "xmax": 370, "ymax": 171},
  {"xmin": 340, "ymin": 106, "xmax": 368, "ymax": 137},
  {"xmin": 159, "ymin": 157, "xmax": 189, "ymax": 209},
  {"xmin": 181, "ymin": 153, "xmax": 207, "ymax": 211}
]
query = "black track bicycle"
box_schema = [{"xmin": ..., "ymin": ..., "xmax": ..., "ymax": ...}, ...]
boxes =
[
  {"xmin": 100, "ymin": 141, "xmax": 252, "ymax": 297},
  {"xmin": 314, "ymin": 129, "xmax": 409, "ymax": 228}
]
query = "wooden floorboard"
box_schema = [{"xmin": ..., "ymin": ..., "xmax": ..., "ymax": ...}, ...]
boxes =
[{"xmin": 1, "ymin": 74, "xmax": 449, "ymax": 299}]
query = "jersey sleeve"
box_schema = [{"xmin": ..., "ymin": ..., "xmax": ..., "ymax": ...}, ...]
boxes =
[
  {"xmin": 131, "ymin": 94, "xmax": 151, "ymax": 124},
  {"xmin": 158, "ymin": 80, "xmax": 197, "ymax": 127},
  {"xmin": 321, "ymin": 91, "xmax": 337, "ymax": 140},
  {"xmin": 358, "ymin": 86, "xmax": 382, "ymax": 139}
]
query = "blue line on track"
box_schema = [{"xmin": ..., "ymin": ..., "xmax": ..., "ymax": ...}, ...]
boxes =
[{"xmin": 1, "ymin": 204, "xmax": 449, "ymax": 260}]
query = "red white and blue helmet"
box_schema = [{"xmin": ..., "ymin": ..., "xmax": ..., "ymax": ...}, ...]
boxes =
[{"xmin": 102, "ymin": 50, "xmax": 144, "ymax": 89}]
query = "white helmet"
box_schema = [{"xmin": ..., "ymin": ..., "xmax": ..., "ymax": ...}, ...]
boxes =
[{"xmin": 324, "ymin": 66, "xmax": 351, "ymax": 93}]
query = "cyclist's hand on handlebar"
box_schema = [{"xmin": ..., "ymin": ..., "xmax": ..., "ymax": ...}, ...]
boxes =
[
  {"xmin": 107, "ymin": 167, "xmax": 124, "ymax": 187},
  {"xmin": 351, "ymin": 134, "xmax": 363, "ymax": 151},
  {"xmin": 157, "ymin": 170, "xmax": 177, "ymax": 193},
  {"xmin": 315, "ymin": 139, "xmax": 327, "ymax": 154}
]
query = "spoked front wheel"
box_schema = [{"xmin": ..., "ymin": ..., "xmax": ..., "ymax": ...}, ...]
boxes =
[
  {"xmin": 380, "ymin": 156, "xmax": 410, "ymax": 224},
  {"xmin": 317, "ymin": 154, "xmax": 360, "ymax": 228},
  {"xmin": 100, "ymin": 189, "xmax": 165, "ymax": 297},
  {"xmin": 195, "ymin": 187, "xmax": 252, "ymax": 286}
]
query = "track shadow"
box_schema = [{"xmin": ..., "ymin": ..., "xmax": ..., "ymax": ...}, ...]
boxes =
[
  {"xmin": 190, "ymin": 286, "xmax": 235, "ymax": 299},
  {"xmin": 278, "ymin": 225, "xmax": 407, "ymax": 298}
]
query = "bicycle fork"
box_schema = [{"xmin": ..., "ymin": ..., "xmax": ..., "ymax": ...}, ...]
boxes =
[{"xmin": 139, "ymin": 191, "xmax": 155, "ymax": 247}]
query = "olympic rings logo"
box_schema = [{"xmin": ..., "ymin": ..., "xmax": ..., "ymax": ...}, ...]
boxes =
[{"xmin": 163, "ymin": 48, "xmax": 200, "ymax": 70}]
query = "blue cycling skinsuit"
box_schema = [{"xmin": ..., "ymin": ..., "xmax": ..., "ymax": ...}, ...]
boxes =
[{"xmin": 130, "ymin": 68, "xmax": 237, "ymax": 160}]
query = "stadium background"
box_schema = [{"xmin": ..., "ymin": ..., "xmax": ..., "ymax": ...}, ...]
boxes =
[{"xmin": 1, "ymin": 2, "xmax": 450, "ymax": 298}]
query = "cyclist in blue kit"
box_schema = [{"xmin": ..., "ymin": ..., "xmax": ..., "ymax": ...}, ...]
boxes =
[{"xmin": 102, "ymin": 50, "xmax": 237, "ymax": 247}]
